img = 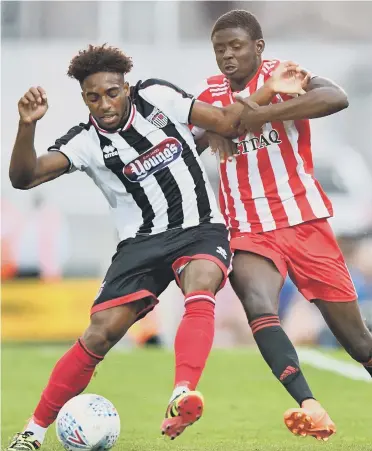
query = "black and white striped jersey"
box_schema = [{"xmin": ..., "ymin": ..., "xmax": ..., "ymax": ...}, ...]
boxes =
[{"xmin": 48, "ymin": 79, "xmax": 224, "ymax": 241}]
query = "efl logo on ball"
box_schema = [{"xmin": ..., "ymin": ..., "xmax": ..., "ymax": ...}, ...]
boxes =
[
  {"xmin": 123, "ymin": 137, "xmax": 183, "ymax": 182},
  {"xmin": 66, "ymin": 427, "xmax": 89, "ymax": 448}
]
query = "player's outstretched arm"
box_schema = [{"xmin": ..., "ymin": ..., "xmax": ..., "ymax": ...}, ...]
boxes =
[
  {"xmin": 190, "ymin": 62, "xmax": 308, "ymax": 138},
  {"xmin": 10, "ymin": 87, "xmax": 70, "ymax": 190},
  {"xmin": 236, "ymin": 74, "xmax": 348, "ymax": 128},
  {"xmin": 193, "ymin": 62, "xmax": 309, "ymax": 160}
]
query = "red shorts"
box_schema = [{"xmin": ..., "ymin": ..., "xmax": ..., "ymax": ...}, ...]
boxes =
[{"xmin": 230, "ymin": 218, "xmax": 357, "ymax": 302}]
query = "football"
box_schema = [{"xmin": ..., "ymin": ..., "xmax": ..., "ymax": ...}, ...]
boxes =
[{"xmin": 55, "ymin": 394, "xmax": 120, "ymax": 451}]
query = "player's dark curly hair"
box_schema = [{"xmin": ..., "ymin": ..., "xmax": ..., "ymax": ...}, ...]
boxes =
[
  {"xmin": 211, "ymin": 10, "xmax": 263, "ymax": 40},
  {"xmin": 67, "ymin": 44, "xmax": 133, "ymax": 83}
]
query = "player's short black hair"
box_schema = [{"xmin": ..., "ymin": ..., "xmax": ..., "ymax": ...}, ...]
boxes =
[
  {"xmin": 211, "ymin": 10, "xmax": 263, "ymax": 40},
  {"xmin": 67, "ymin": 44, "xmax": 133, "ymax": 84}
]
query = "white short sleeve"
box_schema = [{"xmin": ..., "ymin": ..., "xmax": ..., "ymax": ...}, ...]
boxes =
[
  {"xmin": 137, "ymin": 79, "xmax": 195, "ymax": 125},
  {"xmin": 48, "ymin": 126, "xmax": 90, "ymax": 173}
]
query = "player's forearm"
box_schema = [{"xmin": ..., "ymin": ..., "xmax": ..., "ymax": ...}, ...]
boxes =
[
  {"xmin": 218, "ymin": 84, "xmax": 276, "ymax": 137},
  {"xmin": 9, "ymin": 121, "xmax": 38, "ymax": 189},
  {"xmin": 247, "ymin": 83, "xmax": 276, "ymax": 106},
  {"xmin": 257, "ymin": 87, "xmax": 349, "ymax": 122},
  {"xmin": 195, "ymin": 133, "xmax": 210, "ymax": 155}
]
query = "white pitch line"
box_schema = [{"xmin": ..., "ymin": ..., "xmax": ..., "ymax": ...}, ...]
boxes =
[{"xmin": 298, "ymin": 348, "xmax": 372, "ymax": 383}]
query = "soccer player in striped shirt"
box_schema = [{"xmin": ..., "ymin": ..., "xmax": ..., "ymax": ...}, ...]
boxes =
[
  {"xmin": 193, "ymin": 9, "xmax": 372, "ymax": 441},
  {"xmin": 7, "ymin": 45, "xmax": 306, "ymax": 450}
]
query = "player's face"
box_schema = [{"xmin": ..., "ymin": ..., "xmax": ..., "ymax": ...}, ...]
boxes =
[
  {"xmin": 82, "ymin": 72, "xmax": 130, "ymax": 130},
  {"xmin": 212, "ymin": 27, "xmax": 264, "ymax": 85}
]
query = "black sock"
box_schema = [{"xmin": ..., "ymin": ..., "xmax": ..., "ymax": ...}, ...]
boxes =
[{"xmin": 250, "ymin": 314, "xmax": 314, "ymax": 406}]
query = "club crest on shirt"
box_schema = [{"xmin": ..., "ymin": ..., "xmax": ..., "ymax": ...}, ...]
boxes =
[
  {"xmin": 123, "ymin": 137, "xmax": 183, "ymax": 182},
  {"xmin": 146, "ymin": 108, "xmax": 169, "ymax": 128}
]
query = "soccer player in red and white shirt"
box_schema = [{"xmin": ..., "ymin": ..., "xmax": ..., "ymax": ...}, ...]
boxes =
[{"xmin": 193, "ymin": 9, "xmax": 372, "ymax": 441}]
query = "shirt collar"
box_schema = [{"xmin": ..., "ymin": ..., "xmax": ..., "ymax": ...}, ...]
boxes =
[{"xmin": 90, "ymin": 101, "xmax": 136, "ymax": 134}]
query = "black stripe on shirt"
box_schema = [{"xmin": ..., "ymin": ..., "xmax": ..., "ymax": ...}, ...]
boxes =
[
  {"xmin": 96, "ymin": 130, "xmax": 155, "ymax": 234},
  {"xmin": 47, "ymin": 122, "xmax": 91, "ymax": 152},
  {"xmin": 120, "ymin": 124, "xmax": 184, "ymax": 230},
  {"xmin": 165, "ymin": 123, "xmax": 212, "ymax": 223},
  {"xmin": 48, "ymin": 122, "xmax": 91, "ymax": 172},
  {"xmin": 136, "ymin": 95, "xmax": 211, "ymax": 224}
]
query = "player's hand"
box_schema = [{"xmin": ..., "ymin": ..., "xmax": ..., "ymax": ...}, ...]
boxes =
[
  {"xmin": 233, "ymin": 97, "xmax": 265, "ymax": 135},
  {"xmin": 267, "ymin": 61, "xmax": 311, "ymax": 96},
  {"xmin": 207, "ymin": 131, "xmax": 239, "ymax": 163},
  {"xmin": 18, "ymin": 86, "xmax": 48, "ymax": 124}
]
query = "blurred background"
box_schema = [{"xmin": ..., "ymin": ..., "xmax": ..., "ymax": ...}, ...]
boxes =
[{"xmin": 2, "ymin": 1, "xmax": 372, "ymax": 349}]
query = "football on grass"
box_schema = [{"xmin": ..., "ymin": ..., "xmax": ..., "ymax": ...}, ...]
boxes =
[{"xmin": 56, "ymin": 394, "xmax": 120, "ymax": 451}]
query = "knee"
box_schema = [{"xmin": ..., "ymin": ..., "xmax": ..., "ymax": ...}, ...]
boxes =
[
  {"xmin": 346, "ymin": 338, "xmax": 372, "ymax": 363},
  {"xmin": 230, "ymin": 274, "xmax": 275, "ymax": 320},
  {"xmin": 82, "ymin": 305, "xmax": 137, "ymax": 356},
  {"xmin": 182, "ymin": 260, "xmax": 223, "ymax": 295},
  {"xmin": 240, "ymin": 282, "xmax": 269, "ymax": 307},
  {"xmin": 82, "ymin": 324, "xmax": 120, "ymax": 356},
  {"xmin": 190, "ymin": 271, "xmax": 218, "ymax": 292},
  {"xmin": 242, "ymin": 294, "xmax": 275, "ymax": 322}
]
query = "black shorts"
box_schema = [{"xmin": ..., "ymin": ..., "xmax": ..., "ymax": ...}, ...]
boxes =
[{"xmin": 92, "ymin": 222, "xmax": 231, "ymax": 320}]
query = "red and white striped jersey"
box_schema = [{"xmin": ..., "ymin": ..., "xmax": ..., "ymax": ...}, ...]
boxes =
[{"xmin": 192, "ymin": 59, "xmax": 333, "ymax": 234}]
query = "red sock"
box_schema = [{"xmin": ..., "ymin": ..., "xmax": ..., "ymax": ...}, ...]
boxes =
[
  {"xmin": 33, "ymin": 339, "xmax": 103, "ymax": 427},
  {"xmin": 174, "ymin": 291, "xmax": 215, "ymax": 390}
]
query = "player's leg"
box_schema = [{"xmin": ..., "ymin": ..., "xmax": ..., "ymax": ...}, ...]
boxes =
[
  {"xmin": 7, "ymin": 303, "xmax": 142, "ymax": 451},
  {"xmin": 173, "ymin": 258, "xmax": 224, "ymax": 391},
  {"xmin": 281, "ymin": 219, "xmax": 363, "ymax": 441},
  {"xmin": 314, "ymin": 299, "xmax": 372, "ymax": 372},
  {"xmin": 292, "ymin": 222, "xmax": 372, "ymax": 372},
  {"xmin": 230, "ymin": 233, "xmax": 336, "ymax": 441},
  {"xmin": 229, "ymin": 234, "xmax": 315, "ymax": 408},
  {"xmin": 161, "ymin": 223, "xmax": 230, "ymax": 439},
  {"xmin": 8, "ymin": 237, "xmax": 163, "ymax": 450}
]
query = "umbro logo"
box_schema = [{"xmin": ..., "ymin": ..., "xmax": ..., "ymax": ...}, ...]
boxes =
[{"xmin": 216, "ymin": 246, "xmax": 227, "ymax": 260}]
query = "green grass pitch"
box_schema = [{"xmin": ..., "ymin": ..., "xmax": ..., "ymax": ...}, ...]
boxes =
[{"xmin": 2, "ymin": 345, "xmax": 371, "ymax": 450}]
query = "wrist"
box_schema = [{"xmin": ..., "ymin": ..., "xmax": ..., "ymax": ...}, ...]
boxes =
[
  {"xmin": 19, "ymin": 119, "xmax": 37, "ymax": 127},
  {"xmin": 256, "ymin": 104, "xmax": 271, "ymax": 123},
  {"xmin": 262, "ymin": 81, "xmax": 277, "ymax": 97}
]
